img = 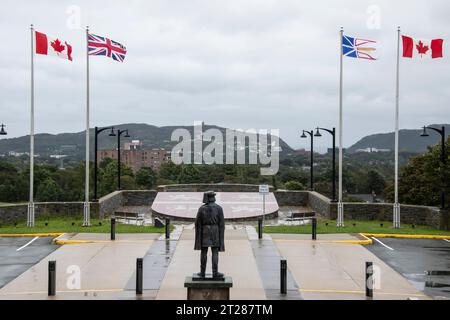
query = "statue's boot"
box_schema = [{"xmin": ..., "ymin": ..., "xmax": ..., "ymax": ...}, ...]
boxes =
[
  {"xmin": 197, "ymin": 266, "xmax": 206, "ymax": 278},
  {"xmin": 213, "ymin": 271, "xmax": 224, "ymax": 278}
]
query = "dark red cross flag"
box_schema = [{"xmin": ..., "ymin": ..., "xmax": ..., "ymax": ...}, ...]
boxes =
[{"xmin": 35, "ymin": 31, "xmax": 73, "ymax": 61}]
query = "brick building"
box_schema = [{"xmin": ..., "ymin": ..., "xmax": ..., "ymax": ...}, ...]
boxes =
[{"xmin": 97, "ymin": 140, "xmax": 171, "ymax": 172}]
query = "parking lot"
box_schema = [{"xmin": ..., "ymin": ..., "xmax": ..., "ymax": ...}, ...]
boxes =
[
  {"xmin": 0, "ymin": 236, "xmax": 58, "ymax": 289},
  {"xmin": 366, "ymin": 237, "xmax": 450, "ymax": 299}
]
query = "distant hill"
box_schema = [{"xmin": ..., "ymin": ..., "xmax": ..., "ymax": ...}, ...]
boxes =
[
  {"xmin": 0, "ymin": 123, "xmax": 294, "ymax": 160},
  {"xmin": 348, "ymin": 124, "xmax": 450, "ymax": 153}
]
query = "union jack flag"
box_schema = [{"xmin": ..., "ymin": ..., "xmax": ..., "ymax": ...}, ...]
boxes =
[{"xmin": 88, "ymin": 34, "xmax": 127, "ymax": 62}]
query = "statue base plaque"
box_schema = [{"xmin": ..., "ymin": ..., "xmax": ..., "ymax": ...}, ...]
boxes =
[{"xmin": 184, "ymin": 275, "xmax": 233, "ymax": 300}]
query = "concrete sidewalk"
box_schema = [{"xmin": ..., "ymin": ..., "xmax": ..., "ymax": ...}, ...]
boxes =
[
  {"xmin": 0, "ymin": 230, "xmax": 432, "ymax": 300},
  {"xmin": 274, "ymin": 238, "xmax": 429, "ymax": 300},
  {"xmin": 0, "ymin": 236, "xmax": 155, "ymax": 299},
  {"xmin": 156, "ymin": 229, "xmax": 266, "ymax": 300}
]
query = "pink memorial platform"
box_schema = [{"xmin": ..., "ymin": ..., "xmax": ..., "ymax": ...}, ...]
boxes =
[{"xmin": 151, "ymin": 192, "xmax": 279, "ymax": 221}]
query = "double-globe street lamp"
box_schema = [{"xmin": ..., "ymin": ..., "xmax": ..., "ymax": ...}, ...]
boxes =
[
  {"xmin": 94, "ymin": 126, "xmax": 116, "ymax": 201},
  {"xmin": 420, "ymin": 125, "xmax": 447, "ymax": 209},
  {"xmin": 0, "ymin": 124, "xmax": 7, "ymax": 136},
  {"xmin": 117, "ymin": 129, "xmax": 130, "ymax": 190},
  {"xmin": 314, "ymin": 127, "xmax": 337, "ymax": 202}
]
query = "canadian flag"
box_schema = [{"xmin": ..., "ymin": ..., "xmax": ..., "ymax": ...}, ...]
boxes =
[
  {"xmin": 402, "ymin": 35, "xmax": 444, "ymax": 59},
  {"xmin": 35, "ymin": 31, "xmax": 73, "ymax": 61}
]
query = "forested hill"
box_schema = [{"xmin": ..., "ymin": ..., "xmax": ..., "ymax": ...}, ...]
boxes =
[
  {"xmin": 348, "ymin": 124, "xmax": 450, "ymax": 153},
  {"xmin": 0, "ymin": 123, "xmax": 294, "ymax": 160}
]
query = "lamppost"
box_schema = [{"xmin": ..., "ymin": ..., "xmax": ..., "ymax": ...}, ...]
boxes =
[
  {"xmin": 117, "ymin": 129, "xmax": 130, "ymax": 190},
  {"xmin": 420, "ymin": 125, "xmax": 447, "ymax": 209},
  {"xmin": 301, "ymin": 129, "xmax": 316, "ymax": 190},
  {"xmin": 0, "ymin": 124, "xmax": 7, "ymax": 136},
  {"xmin": 314, "ymin": 127, "xmax": 337, "ymax": 202},
  {"xmin": 94, "ymin": 126, "xmax": 116, "ymax": 201}
]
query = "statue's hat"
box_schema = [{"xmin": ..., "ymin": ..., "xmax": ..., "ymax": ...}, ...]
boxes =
[{"xmin": 202, "ymin": 191, "xmax": 216, "ymax": 203}]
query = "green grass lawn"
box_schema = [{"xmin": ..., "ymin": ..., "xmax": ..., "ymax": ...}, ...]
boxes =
[
  {"xmin": 264, "ymin": 219, "xmax": 450, "ymax": 236},
  {"xmin": 0, "ymin": 218, "xmax": 167, "ymax": 234}
]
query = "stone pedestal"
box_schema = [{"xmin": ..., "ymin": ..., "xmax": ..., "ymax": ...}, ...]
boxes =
[{"xmin": 184, "ymin": 275, "xmax": 233, "ymax": 300}]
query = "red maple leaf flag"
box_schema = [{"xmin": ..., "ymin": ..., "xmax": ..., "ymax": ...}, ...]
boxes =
[
  {"xmin": 402, "ymin": 35, "xmax": 443, "ymax": 59},
  {"xmin": 35, "ymin": 31, "xmax": 73, "ymax": 61}
]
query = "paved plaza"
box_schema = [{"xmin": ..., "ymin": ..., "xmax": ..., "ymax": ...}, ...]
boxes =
[{"xmin": 0, "ymin": 227, "xmax": 440, "ymax": 300}]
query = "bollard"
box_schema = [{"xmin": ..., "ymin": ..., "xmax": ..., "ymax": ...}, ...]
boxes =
[
  {"xmin": 165, "ymin": 219, "xmax": 170, "ymax": 239},
  {"xmin": 111, "ymin": 217, "xmax": 116, "ymax": 240},
  {"xmin": 136, "ymin": 258, "xmax": 143, "ymax": 295},
  {"xmin": 366, "ymin": 261, "xmax": 373, "ymax": 298},
  {"xmin": 258, "ymin": 219, "xmax": 263, "ymax": 239},
  {"xmin": 312, "ymin": 217, "xmax": 317, "ymax": 240},
  {"xmin": 280, "ymin": 259, "xmax": 287, "ymax": 295},
  {"xmin": 48, "ymin": 260, "xmax": 56, "ymax": 296}
]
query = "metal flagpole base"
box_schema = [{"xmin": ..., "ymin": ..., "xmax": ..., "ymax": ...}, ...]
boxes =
[
  {"xmin": 337, "ymin": 202, "xmax": 344, "ymax": 227},
  {"xmin": 27, "ymin": 202, "xmax": 35, "ymax": 227},
  {"xmin": 393, "ymin": 203, "xmax": 401, "ymax": 229},
  {"xmin": 83, "ymin": 202, "xmax": 91, "ymax": 227}
]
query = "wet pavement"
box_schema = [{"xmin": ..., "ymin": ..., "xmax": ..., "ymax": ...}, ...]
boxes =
[
  {"xmin": 250, "ymin": 238, "xmax": 302, "ymax": 300},
  {"xmin": 125, "ymin": 239, "xmax": 178, "ymax": 292},
  {"xmin": 366, "ymin": 238, "xmax": 450, "ymax": 299},
  {"xmin": 0, "ymin": 237, "xmax": 58, "ymax": 289}
]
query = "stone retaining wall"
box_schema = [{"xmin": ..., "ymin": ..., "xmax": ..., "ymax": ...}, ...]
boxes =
[
  {"xmin": 273, "ymin": 191, "xmax": 308, "ymax": 206},
  {"xmin": 121, "ymin": 190, "xmax": 158, "ymax": 206},
  {"xmin": 0, "ymin": 202, "xmax": 99, "ymax": 225},
  {"xmin": 98, "ymin": 191, "xmax": 123, "ymax": 219},
  {"xmin": 308, "ymin": 192, "xmax": 333, "ymax": 218},
  {"xmin": 1, "ymin": 186, "xmax": 448, "ymax": 230},
  {"xmin": 307, "ymin": 193, "xmax": 449, "ymax": 230}
]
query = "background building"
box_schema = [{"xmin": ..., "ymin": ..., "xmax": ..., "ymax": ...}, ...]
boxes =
[{"xmin": 98, "ymin": 140, "xmax": 171, "ymax": 172}]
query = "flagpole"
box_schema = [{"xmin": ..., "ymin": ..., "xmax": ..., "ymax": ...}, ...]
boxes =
[
  {"xmin": 393, "ymin": 26, "xmax": 401, "ymax": 228},
  {"xmin": 83, "ymin": 25, "xmax": 91, "ymax": 226},
  {"xmin": 337, "ymin": 27, "xmax": 344, "ymax": 227},
  {"xmin": 28, "ymin": 24, "xmax": 35, "ymax": 228}
]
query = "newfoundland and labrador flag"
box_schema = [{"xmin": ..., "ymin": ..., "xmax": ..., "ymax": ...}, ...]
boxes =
[
  {"xmin": 402, "ymin": 35, "xmax": 444, "ymax": 59},
  {"xmin": 88, "ymin": 33, "xmax": 127, "ymax": 62},
  {"xmin": 342, "ymin": 35, "xmax": 379, "ymax": 60}
]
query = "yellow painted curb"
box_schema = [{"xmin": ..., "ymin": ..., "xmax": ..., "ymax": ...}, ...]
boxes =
[
  {"xmin": 361, "ymin": 233, "xmax": 450, "ymax": 240},
  {"xmin": 299, "ymin": 288, "xmax": 426, "ymax": 297},
  {"xmin": 0, "ymin": 233, "xmax": 64, "ymax": 237},
  {"xmin": 53, "ymin": 238, "xmax": 156, "ymax": 245},
  {"xmin": 54, "ymin": 239, "xmax": 97, "ymax": 245}
]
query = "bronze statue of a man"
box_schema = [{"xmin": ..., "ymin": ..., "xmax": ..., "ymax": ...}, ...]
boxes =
[{"xmin": 194, "ymin": 191, "xmax": 225, "ymax": 278}]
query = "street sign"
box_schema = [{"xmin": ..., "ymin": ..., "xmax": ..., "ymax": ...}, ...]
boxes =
[{"xmin": 259, "ymin": 184, "xmax": 269, "ymax": 194}]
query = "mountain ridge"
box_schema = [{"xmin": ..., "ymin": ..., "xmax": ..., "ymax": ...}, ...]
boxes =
[
  {"xmin": 347, "ymin": 124, "xmax": 450, "ymax": 153},
  {"xmin": 0, "ymin": 123, "xmax": 294, "ymax": 160}
]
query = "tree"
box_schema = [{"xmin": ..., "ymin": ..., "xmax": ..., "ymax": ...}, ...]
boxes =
[
  {"xmin": 0, "ymin": 162, "xmax": 27, "ymax": 202},
  {"xmin": 385, "ymin": 136, "xmax": 450, "ymax": 208},
  {"xmin": 366, "ymin": 170, "xmax": 386, "ymax": 194},
  {"xmin": 136, "ymin": 167, "xmax": 156, "ymax": 189},
  {"xmin": 98, "ymin": 160, "xmax": 134, "ymax": 196},
  {"xmin": 159, "ymin": 162, "xmax": 182, "ymax": 182},
  {"xmin": 284, "ymin": 181, "xmax": 305, "ymax": 190},
  {"xmin": 36, "ymin": 178, "xmax": 63, "ymax": 202}
]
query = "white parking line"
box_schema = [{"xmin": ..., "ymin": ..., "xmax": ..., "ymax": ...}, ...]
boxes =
[
  {"xmin": 16, "ymin": 236, "xmax": 39, "ymax": 251},
  {"xmin": 443, "ymin": 239, "xmax": 450, "ymax": 243},
  {"xmin": 372, "ymin": 237, "xmax": 394, "ymax": 251}
]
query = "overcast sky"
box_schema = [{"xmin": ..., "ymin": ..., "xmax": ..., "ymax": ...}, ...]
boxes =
[{"xmin": 1, "ymin": 0, "xmax": 449, "ymax": 151}]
